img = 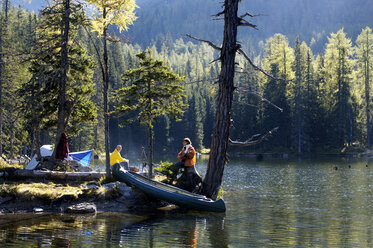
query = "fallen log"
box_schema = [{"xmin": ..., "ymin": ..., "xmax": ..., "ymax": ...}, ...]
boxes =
[{"xmin": 2, "ymin": 168, "xmax": 106, "ymax": 181}]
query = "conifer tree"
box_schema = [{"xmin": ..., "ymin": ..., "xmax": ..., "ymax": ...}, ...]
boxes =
[
  {"xmin": 356, "ymin": 27, "xmax": 373, "ymax": 148},
  {"xmin": 21, "ymin": 0, "xmax": 96, "ymax": 165},
  {"xmin": 324, "ymin": 28, "xmax": 354, "ymax": 147},
  {"xmin": 114, "ymin": 48, "xmax": 186, "ymax": 177}
]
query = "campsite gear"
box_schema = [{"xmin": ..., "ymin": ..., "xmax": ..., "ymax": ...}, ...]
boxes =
[
  {"xmin": 67, "ymin": 150, "xmax": 93, "ymax": 167},
  {"xmin": 26, "ymin": 145, "xmax": 93, "ymax": 170},
  {"xmin": 112, "ymin": 163, "xmax": 226, "ymax": 212}
]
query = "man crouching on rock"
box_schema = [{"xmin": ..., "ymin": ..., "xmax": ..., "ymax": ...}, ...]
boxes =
[{"xmin": 110, "ymin": 145, "xmax": 129, "ymax": 170}]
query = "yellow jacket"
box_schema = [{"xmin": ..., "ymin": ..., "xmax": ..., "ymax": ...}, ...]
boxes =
[{"xmin": 110, "ymin": 149, "xmax": 128, "ymax": 166}]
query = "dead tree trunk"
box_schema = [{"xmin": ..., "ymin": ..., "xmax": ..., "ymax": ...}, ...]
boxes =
[
  {"xmin": 199, "ymin": 0, "xmax": 240, "ymax": 200},
  {"xmin": 188, "ymin": 1, "xmax": 282, "ymax": 200},
  {"xmin": 103, "ymin": 8, "xmax": 111, "ymax": 179}
]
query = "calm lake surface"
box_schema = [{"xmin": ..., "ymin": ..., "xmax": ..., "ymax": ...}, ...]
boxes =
[{"xmin": 2, "ymin": 156, "xmax": 373, "ymax": 247}]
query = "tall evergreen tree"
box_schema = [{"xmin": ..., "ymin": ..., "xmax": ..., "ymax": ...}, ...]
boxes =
[
  {"xmin": 356, "ymin": 27, "xmax": 373, "ymax": 148},
  {"xmin": 21, "ymin": 0, "xmax": 96, "ymax": 164},
  {"xmin": 260, "ymin": 34, "xmax": 294, "ymax": 150},
  {"xmin": 324, "ymin": 28, "xmax": 354, "ymax": 147},
  {"xmin": 115, "ymin": 48, "xmax": 186, "ymax": 177}
]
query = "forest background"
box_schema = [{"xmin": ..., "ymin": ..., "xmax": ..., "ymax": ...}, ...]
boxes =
[{"xmin": 2, "ymin": 0, "xmax": 373, "ymax": 159}]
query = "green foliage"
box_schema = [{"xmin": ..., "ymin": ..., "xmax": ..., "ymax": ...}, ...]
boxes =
[
  {"xmin": 4, "ymin": 2, "xmax": 373, "ymax": 158},
  {"xmin": 19, "ymin": 0, "xmax": 97, "ymax": 154},
  {"xmin": 114, "ymin": 48, "xmax": 187, "ymax": 128},
  {"xmin": 154, "ymin": 161, "xmax": 182, "ymax": 184},
  {"xmin": 98, "ymin": 175, "xmax": 117, "ymax": 185},
  {"xmin": 87, "ymin": 0, "xmax": 138, "ymax": 35},
  {"xmin": 0, "ymin": 161, "xmax": 23, "ymax": 171}
]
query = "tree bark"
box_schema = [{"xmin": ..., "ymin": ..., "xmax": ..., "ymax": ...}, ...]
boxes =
[
  {"xmin": 9, "ymin": 124, "xmax": 13, "ymax": 159},
  {"xmin": 148, "ymin": 125, "xmax": 153, "ymax": 178},
  {"xmin": 103, "ymin": 8, "xmax": 111, "ymax": 178},
  {"xmin": 147, "ymin": 80, "xmax": 153, "ymax": 178},
  {"xmin": 54, "ymin": 0, "xmax": 70, "ymax": 158},
  {"xmin": 200, "ymin": 0, "xmax": 239, "ymax": 200},
  {"xmin": 0, "ymin": 0, "xmax": 9, "ymax": 157},
  {"xmin": 0, "ymin": 18, "xmax": 3, "ymax": 158},
  {"xmin": 365, "ymin": 32, "xmax": 371, "ymax": 148}
]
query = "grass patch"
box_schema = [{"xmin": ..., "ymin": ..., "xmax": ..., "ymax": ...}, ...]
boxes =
[
  {"xmin": 0, "ymin": 161, "xmax": 23, "ymax": 171},
  {"xmin": 98, "ymin": 175, "xmax": 116, "ymax": 185},
  {"xmin": 6, "ymin": 182, "xmax": 83, "ymax": 200},
  {"xmin": 200, "ymin": 148, "xmax": 210, "ymax": 154},
  {"xmin": 0, "ymin": 182, "xmax": 117, "ymax": 201}
]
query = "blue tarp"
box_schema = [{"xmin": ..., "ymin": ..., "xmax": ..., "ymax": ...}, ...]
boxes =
[{"xmin": 68, "ymin": 150, "xmax": 93, "ymax": 167}]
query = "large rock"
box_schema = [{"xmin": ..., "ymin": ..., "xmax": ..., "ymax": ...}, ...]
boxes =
[
  {"xmin": 102, "ymin": 182, "xmax": 134, "ymax": 198},
  {"xmin": 65, "ymin": 202, "xmax": 97, "ymax": 214},
  {"xmin": 68, "ymin": 160, "xmax": 93, "ymax": 172}
]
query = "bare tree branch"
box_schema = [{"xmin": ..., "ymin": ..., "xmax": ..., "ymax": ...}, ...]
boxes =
[
  {"xmin": 212, "ymin": 6, "xmax": 227, "ymax": 17},
  {"xmin": 185, "ymin": 34, "xmax": 221, "ymax": 51},
  {"xmin": 233, "ymin": 100, "xmax": 258, "ymax": 108},
  {"xmin": 239, "ymin": 12, "xmax": 266, "ymax": 19},
  {"xmin": 236, "ymin": 87, "xmax": 283, "ymax": 112},
  {"xmin": 238, "ymin": 18, "xmax": 258, "ymax": 29},
  {"xmin": 229, "ymin": 127, "xmax": 279, "ymax": 146},
  {"xmin": 210, "ymin": 57, "xmax": 221, "ymax": 64},
  {"xmin": 237, "ymin": 48, "xmax": 289, "ymax": 82}
]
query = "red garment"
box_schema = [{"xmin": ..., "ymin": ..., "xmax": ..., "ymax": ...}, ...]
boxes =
[{"xmin": 56, "ymin": 133, "xmax": 69, "ymax": 159}]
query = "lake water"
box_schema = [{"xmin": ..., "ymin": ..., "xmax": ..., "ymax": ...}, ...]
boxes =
[{"xmin": 2, "ymin": 156, "xmax": 373, "ymax": 247}]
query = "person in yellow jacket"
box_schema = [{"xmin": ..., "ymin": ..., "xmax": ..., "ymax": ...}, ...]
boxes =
[{"xmin": 110, "ymin": 145, "xmax": 129, "ymax": 170}]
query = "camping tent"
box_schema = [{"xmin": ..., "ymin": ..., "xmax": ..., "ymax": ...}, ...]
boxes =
[{"xmin": 25, "ymin": 145, "xmax": 93, "ymax": 170}]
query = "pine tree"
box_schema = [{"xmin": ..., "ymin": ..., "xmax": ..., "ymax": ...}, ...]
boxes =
[
  {"xmin": 356, "ymin": 27, "xmax": 373, "ymax": 148},
  {"xmin": 260, "ymin": 34, "xmax": 294, "ymax": 150},
  {"xmin": 114, "ymin": 48, "xmax": 186, "ymax": 177},
  {"xmin": 21, "ymin": 0, "xmax": 96, "ymax": 164},
  {"xmin": 324, "ymin": 28, "xmax": 354, "ymax": 148}
]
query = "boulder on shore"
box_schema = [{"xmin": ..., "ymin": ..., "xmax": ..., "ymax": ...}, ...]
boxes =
[
  {"xmin": 102, "ymin": 182, "xmax": 134, "ymax": 199},
  {"xmin": 65, "ymin": 202, "xmax": 97, "ymax": 214}
]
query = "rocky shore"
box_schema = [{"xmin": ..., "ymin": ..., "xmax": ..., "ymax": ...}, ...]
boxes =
[{"xmin": 0, "ymin": 181, "xmax": 169, "ymax": 219}]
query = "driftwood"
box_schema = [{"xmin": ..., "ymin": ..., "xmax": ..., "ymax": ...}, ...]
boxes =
[{"xmin": 2, "ymin": 168, "xmax": 105, "ymax": 181}]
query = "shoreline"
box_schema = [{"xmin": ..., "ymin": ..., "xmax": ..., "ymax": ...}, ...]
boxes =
[{"xmin": 0, "ymin": 180, "xmax": 171, "ymax": 220}]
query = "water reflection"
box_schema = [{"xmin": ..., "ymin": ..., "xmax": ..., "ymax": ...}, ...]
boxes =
[
  {"xmin": 118, "ymin": 213, "xmax": 228, "ymax": 247},
  {"xmin": 3, "ymin": 157, "xmax": 373, "ymax": 247}
]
